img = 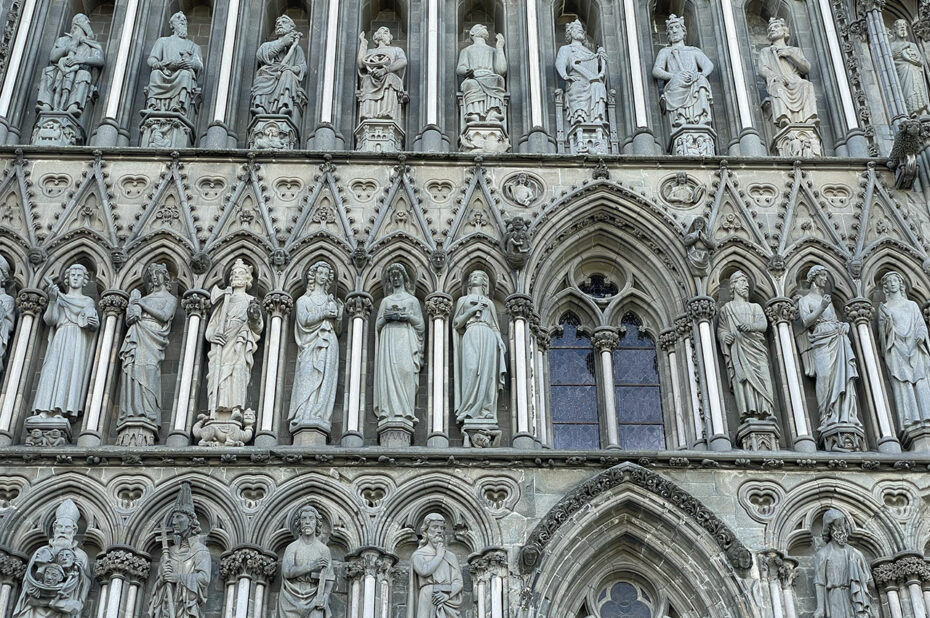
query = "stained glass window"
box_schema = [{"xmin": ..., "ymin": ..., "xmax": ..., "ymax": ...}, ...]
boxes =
[
  {"xmin": 612, "ymin": 316, "xmax": 665, "ymax": 450},
  {"xmin": 549, "ymin": 319, "xmax": 600, "ymax": 449},
  {"xmin": 596, "ymin": 581, "xmax": 654, "ymax": 618}
]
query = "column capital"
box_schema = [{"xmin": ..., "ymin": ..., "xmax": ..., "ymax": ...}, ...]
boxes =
[
  {"xmin": 591, "ymin": 327, "xmax": 620, "ymax": 354},
  {"xmin": 757, "ymin": 549, "xmax": 797, "ymax": 586},
  {"xmin": 94, "ymin": 546, "xmax": 151, "ymax": 584},
  {"xmin": 674, "ymin": 314, "xmax": 692, "ymax": 337},
  {"xmin": 844, "ymin": 297, "xmax": 874, "ymax": 325},
  {"xmin": 531, "ymin": 321, "xmax": 551, "ymax": 351},
  {"xmin": 345, "ymin": 292, "xmax": 373, "ymax": 319},
  {"xmin": 893, "ymin": 552, "xmax": 929, "ymax": 585},
  {"xmin": 658, "ymin": 327, "xmax": 678, "ymax": 353},
  {"xmin": 871, "ymin": 558, "xmax": 900, "ymax": 590},
  {"xmin": 262, "ymin": 290, "xmax": 294, "ymax": 317},
  {"xmin": 687, "ymin": 296, "xmax": 717, "ymax": 322},
  {"xmin": 0, "ymin": 547, "xmax": 27, "ymax": 583},
  {"xmin": 99, "ymin": 289, "xmax": 130, "ymax": 317},
  {"xmin": 218, "ymin": 545, "xmax": 278, "ymax": 585},
  {"xmin": 467, "ymin": 547, "xmax": 508, "ymax": 580},
  {"xmin": 425, "ymin": 293, "xmax": 453, "ymax": 318},
  {"xmin": 181, "ymin": 288, "xmax": 211, "ymax": 317},
  {"xmin": 764, "ymin": 297, "xmax": 798, "ymax": 325},
  {"xmin": 344, "ymin": 546, "xmax": 397, "ymax": 582},
  {"xmin": 506, "ymin": 294, "xmax": 534, "ymax": 319},
  {"xmin": 15, "ymin": 288, "xmax": 47, "ymax": 316}
]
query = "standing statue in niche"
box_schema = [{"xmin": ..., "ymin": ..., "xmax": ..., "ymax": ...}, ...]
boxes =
[
  {"xmin": 890, "ymin": 19, "xmax": 930, "ymax": 117},
  {"xmin": 32, "ymin": 14, "xmax": 104, "ymax": 146},
  {"xmin": 27, "ymin": 264, "xmax": 99, "ymax": 446},
  {"xmin": 878, "ymin": 271, "xmax": 930, "ymax": 430},
  {"xmin": 0, "ymin": 256, "xmax": 16, "ymax": 371},
  {"xmin": 277, "ymin": 504, "xmax": 334, "ymax": 618},
  {"xmin": 412, "ymin": 513, "xmax": 463, "ymax": 618},
  {"xmin": 456, "ymin": 24, "xmax": 509, "ymax": 153},
  {"xmin": 555, "ymin": 20, "xmax": 608, "ymax": 154},
  {"xmin": 148, "ymin": 483, "xmax": 210, "ymax": 618},
  {"xmin": 356, "ymin": 27, "xmax": 408, "ymax": 152},
  {"xmin": 373, "ymin": 263, "xmax": 424, "ymax": 447},
  {"xmin": 652, "ymin": 15, "xmax": 715, "ymax": 156},
  {"xmin": 194, "ymin": 259, "xmax": 263, "ymax": 447},
  {"xmin": 288, "ymin": 261, "xmax": 344, "ymax": 445},
  {"xmin": 797, "ymin": 265, "xmax": 864, "ymax": 451},
  {"xmin": 116, "ymin": 263, "xmax": 178, "ymax": 447},
  {"xmin": 141, "ymin": 12, "xmax": 203, "ymax": 148},
  {"xmin": 683, "ymin": 216, "xmax": 715, "ymax": 277},
  {"xmin": 453, "ymin": 270, "xmax": 506, "ymax": 446},
  {"xmin": 249, "ymin": 15, "xmax": 307, "ymax": 150},
  {"xmin": 813, "ymin": 509, "xmax": 873, "ymax": 618},
  {"xmin": 11, "ymin": 499, "xmax": 89, "ymax": 618}
]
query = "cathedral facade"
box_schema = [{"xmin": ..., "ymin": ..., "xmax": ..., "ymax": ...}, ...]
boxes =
[{"xmin": 0, "ymin": 0, "xmax": 929, "ymax": 617}]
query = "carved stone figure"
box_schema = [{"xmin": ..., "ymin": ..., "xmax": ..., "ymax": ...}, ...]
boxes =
[
  {"xmin": 148, "ymin": 483, "xmax": 210, "ymax": 618},
  {"xmin": 555, "ymin": 20, "xmax": 608, "ymax": 153},
  {"xmin": 11, "ymin": 499, "xmax": 90, "ymax": 618},
  {"xmin": 503, "ymin": 217, "xmax": 531, "ymax": 269},
  {"xmin": 684, "ymin": 216, "xmax": 715, "ymax": 277},
  {"xmin": 288, "ymin": 261, "xmax": 344, "ymax": 444},
  {"xmin": 660, "ymin": 172, "xmax": 705, "ymax": 206},
  {"xmin": 27, "ymin": 264, "xmax": 99, "ymax": 444},
  {"xmin": 249, "ymin": 15, "xmax": 307, "ymax": 150},
  {"xmin": 0, "ymin": 256, "xmax": 16, "ymax": 370},
  {"xmin": 374, "ymin": 263, "xmax": 424, "ymax": 446},
  {"xmin": 412, "ymin": 514, "xmax": 463, "ymax": 618},
  {"xmin": 277, "ymin": 504, "xmax": 334, "ymax": 618},
  {"xmin": 652, "ymin": 15, "xmax": 715, "ymax": 155},
  {"xmin": 356, "ymin": 27, "xmax": 407, "ymax": 152},
  {"xmin": 797, "ymin": 265, "xmax": 863, "ymax": 450},
  {"xmin": 117, "ymin": 263, "xmax": 178, "ymax": 446},
  {"xmin": 457, "ymin": 24, "xmax": 509, "ymax": 152},
  {"xmin": 759, "ymin": 19, "xmax": 818, "ymax": 127},
  {"xmin": 890, "ymin": 20, "xmax": 929, "ymax": 117},
  {"xmin": 878, "ymin": 271, "xmax": 930, "ymax": 428},
  {"xmin": 453, "ymin": 271, "xmax": 506, "ymax": 445},
  {"xmin": 813, "ymin": 509, "xmax": 873, "ymax": 618},
  {"xmin": 504, "ymin": 173, "xmax": 539, "ymax": 207}
]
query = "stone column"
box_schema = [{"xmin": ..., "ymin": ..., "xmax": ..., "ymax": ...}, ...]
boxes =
[
  {"xmin": 0, "ymin": 289, "xmax": 46, "ymax": 445},
  {"xmin": 425, "ymin": 293, "xmax": 452, "ymax": 447},
  {"xmin": 90, "ymin": 0, "xmax": 142, "ymax": 146},
  {"xmin": 895, "ymin": 553, "xmax": 930, "ymax": 618},
  {"xmin": 468, "ymin": 548, "xmax": 507, "ymax": 618},
  {"xmin": 94, "ymin": 546, "xmax": 151, "ymax": 618},
  {"xmin": 530, "ymin": 320, "xmax": 551, "ymax": 447},
  {"xmin": 342, "ymin": 292, "xmax": 372, "ymax": 447},
  {"xmin": 506, "ymin": 294, "xmax": 534, "ymax": 449},
  {"xmin": 257, "ymin": 291, "xmax": 293, "ymax": 447},
  {"xmin": 759, "ymin": 550, "xmax": 798, "ymax": 618},
  {"xmin": 675, "ymin": 314, "xmax": 706, "ymax": 448},
  {"xmin": 764, "ymin": 297, "xmax": 816, "ymax": 452},
  {"xmin": 79, "ymin": 290, "xmax": 129, "ymax": 446},
  {"xmin": 219, "ymin": 546, "xmax": 278, "ymax": 618},
  {"xmin": 167, "ymin": 288, "xmax": 210, "ymax": 447},
  {"xmin": 522, "ymin": 0, "xmax": 553, "ymax": 152},
  {"xmin": 591, "ymin": 328, "xmax": 621, "ymax": 449},
  {"xmin": 659, "ymin": 328, "xmax": 688, "ymax": 449},
  {"xmin": 310, "ymin": 0, "xmax": 343, "ymax": 149},
  {"xmin": 203, "ymin": 0, "xmax": 243, "ymax": 147},
  {"xmin": 844, "ymin": 298, "xmax": 901, "ymax": 453},
  {"xmin": 688, "ymin": 296, "xmax": 730, "ymax": 451},
  {"xmin": 0, "ymin": 548, "xmax": 27, "ymax": 618},
  {"xmin": 416, "ymin": 0, "xmax": 446, "ymax": 151},
  {"xmin": 874, "ymin": 558, "xmax": 907, "ymax": 618},
  {"xmin": 345, "ymin": 547, "xmax": 397, "ymax": 618},
  {"xmin": 0, "ymin": 0, "xmax": 38, "ymax": 143},
  {"xmin": 621, "ymin": 0, "xmax": 660, "ymax": 154},
  {"xmin": 719, "ymin": 0, "xmax": 766, "ymax": 155}
]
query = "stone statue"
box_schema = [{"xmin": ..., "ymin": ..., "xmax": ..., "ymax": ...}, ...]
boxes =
[
  {"xmin": 251, "ymin": 16, "xmax": 307, "ymax": 118},
  {"xmin": 11, "ymin": 499, "xmax": 90, "ymax": 618},
  {"xmin": 357, "ymin": 27, "xmax": 407, "ymax": 123},
  {"xmin": 890, "ymin": 19, "xmax": 930, "ymax": 117},
  {"xmin": 878, "ymin": 271, "xmax": 930, "ymax": 427},
  {"xmin": 555, "ymin": 20, "xmax": 607, "ymax": 126},
  {"xmin": 813, "ymin": 509, "xmax": 873, "ymax": 618},
  {"xmin": 35, "ymin": 14, "xmax": 104, "ymax": 118},
  {"xmin": 277, "ymin": 504, "xmax": 334, "ymax": 618},
  {"xmin": 117, "ymin": 263, "xmax": 178, "ymax": 446},
  {"xmin": 288, "ymin": 261, "xmax": 344, "ymax": 443},
  {"xmin": 148, "ymin": 482, "xmax": 210, "ymax": 618},
  {"xmin": 797, "ymin": 265, "xmax": 863, "ymax": 449},
  {"xmin": 411, "ymin": 513, "xmax": 463, "ymax": 618},
  {"xmin": 717, "ymin": 271, "xmax": 775, "ymax": 420},
  {"xmin": 373, "ymin": 263, "xmax": 424, "ymax": 443},
  {"xmin": 503, "ymin": 217, "xmax": 531, "ymax": 269},
  {"xmin": 29, "ymin": 264, "xmax": 99, "ymax": 442},
  {"xmin": 758, "ymin": 18, "xmax": 818, "ymax": 127},
  {"xmin": 457, "ymin": 24, "xmax": 509, "ymax": 152},
  {"xmin": 0, "ymin": 256, "xmax": 16, "ymax": 369},
  {"xmin": 453, "ymin": 271, "xmax": 506, "ymax": 437},
  {"xmin": 683, "ymin": 216, "xmax": 715, "ymax": 277}
]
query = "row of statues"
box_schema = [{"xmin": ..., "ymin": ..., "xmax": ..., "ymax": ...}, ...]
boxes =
[{"xmin": 33, "ymin": 10, "xmax": 929, "ymax": 152}]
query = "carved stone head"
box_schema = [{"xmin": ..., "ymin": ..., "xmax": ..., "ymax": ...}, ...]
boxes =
[
  {"xmin": 384, "ymin": 262, "xmax": 412, "ymax": 294},
  {"xmin": 821, "ymin": 508, "xmax": 849, "ymax": 545},
  {"xmin": 467, "ymin": 269, "xmax": 490, "ymax": 296},
  {"xmin": 729, "ymin": 270, "xmax": 750, "ymax": 300},
  {"xmin": 275, "ymin": 15, "xmax": 296, "ymax": 36},
  {"xmin": 469, "ymin": 24, "xmax": 490, "ymax": 42},
  {"xmin": 144, "ymin": 262, "xmax": 170, "ymax": 292},
  {"xmin": 51, "ymin": 499, "xmax": 80, "ymax": 548},
  {"xmin": 228, "ymin": 258, "xmax": 254, "ymax": 290},
  {"xmin": 71, "ymin": 14, "xmax": 93, "ymax": 39},
  {"xmin": 65, "ymin": 264, "xmax": 90, "ymax": 292},
  {"xmin": 373, "ymin": 26, "xmax": 393, "ymax": 46},
  {"xmin": 767, "ymin": 17, "xmax": 788, "ymax": 43},
  {"xmin": 169, "ymin": 12, "xmax": 188, "ymax": 38},
  {"xmin": 893, "ymin": 18, "xmax": 910, "ymax": 40},
  {"xmin": 666, "ymin": 14, "xmax": 686, "ymax": 42},
  {"xmin": 806, "ymin": 264, "xmax": 828, "ymax": 288},
  {"xmin": 306, "ymin": 260, "xmax": 335, "ymax": 293},
  {"xmin": 289, "ymin": 504, "xmax": 324, "ymax": 539},
  {"xmin": 420, "ymin": 512, "xmax": 447, "ymax": 546},
  {"xmin": 565, "ymin": 19, "xmax": 585, "ymax": 43},
  {"xmin": 881, "ymin": 270, "xmax": 905, "ymax": 297}
]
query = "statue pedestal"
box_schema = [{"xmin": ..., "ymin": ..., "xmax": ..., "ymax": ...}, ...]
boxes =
[
  {"xmin": 249, "ymin": 114, "xmax": 299, "ymax": 150},
  {"xmin": 378, "ymin": 421, "xmax": 412, "ymax": 447},
  {"xmin": 192, "ymin": 406, "xmax": 255, "ymax": 447},
  {"xmin": 356, "ymin": 119, "xmax": 404, "ymax": 152},
  {"xmin": 460, "ymin": 123, "xmax": 510, "ymax": 154},
  {"xmin": 901, "ymin": 421, "xmax": 930, "ymax": 453},
  {"xmin": 819, "ymin": 422, "xmax": 865, "ymax": 452},
  {"xmin": 567, "ymin": 122, "xmax": 609, "ymax": 155},
  {"xmin": 140, "ymin": 111, "xmax": 195, "ymax": 148},
  {"xmin": 771, "ymin": 124, "xmax": 823, "ymax": 158},
  {"xmin": 32, "ymin": 113, "xmax": 84, "ymax": 146},
  {"xmin": 462, "ymin": 424, "xmax": 502, "ymax": 448},
  {"xmin": 116, "ymin": 418, "xmax": 158, "ymax": 447},
  {"xmin": 735, "ymin": 416, "xmax": 780, "ymax": 451},
  {"xmin": 24, "ymin": 414, "xmax": 72, "ymax": 446},
  {"xmin": 668, "ymin": 125, "xmax": 716, "ymax": 156},
  {"xmin": 292, "ymin": 425, "xmax": 328, "ymax": 446}
]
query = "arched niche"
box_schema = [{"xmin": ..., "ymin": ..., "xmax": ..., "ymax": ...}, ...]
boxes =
[{"xmin": 454, "ymin": 0, "xmax": 508, "ymax": 138}]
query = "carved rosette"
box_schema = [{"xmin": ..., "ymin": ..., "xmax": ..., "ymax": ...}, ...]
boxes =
[
  {"xmin": 505, "ymin": 294, "xmax": 534, "ymax": 320},
  {"xmin": 16, "ymin": 288, "xmax": 48, "ymax": 317},
  {"xmin": 344, "ymin": 547, "xmax": 397, "ymax": 583},
  {"xmin": 764, "ymin": 297, "xmax": 798, "ymax": 325},
  {"xmin": 687, "ymin": 296, "xmax": 717, "ymax": 322},
  {"xmin": 658, "ymin": 328, "xmax": 678, "ymax": 353},
  {"xmin": 467, "ymin": 547, "xmax": 508, "ymax": 584},
  {"xmin": 758, "ymin": 550, "xmax": 797, "ymax": 586},
  {"xmin": 262, "ymin": 291, "xmax": 294, "ymax": 318},
  {"xmin": 99, "ymin": 290, "xmax": 129, "ymax": 317},
  {"xmin": 0, "ymin": 547, "xmax": 27, "ymax": 583},
  {"xmin": 843, "ymin": 298, "xmax": 874, "ymax": 325},
  {"xmin": 94, "ymin": 546, "xmax": 151, "ymax": 584},
  {"xmin": 425, "ymin": 293, "xmax": 453, "ymax": 319},
  {"xmin": 345, "ymin": 292, "xmax": 373, "ymax": 319},
  {"xmin": 181, "ymin": 288, "xmax": 211, "ymax": 318},
  {"xmin": 218, "ymin": 546, "xmax": 278, "ymax": 585},
  {"xmin": 591, "ymin": 328, "xmax": 620, "ymax": 354}
]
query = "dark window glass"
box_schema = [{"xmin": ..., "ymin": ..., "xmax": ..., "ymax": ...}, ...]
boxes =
[
  {"xmin": 612, "ymin": 317, "xmax": 665, "ymax": 450},
  {"xmin": 549, "ymin": 321, "xmax": 600, "ymax": 449},
  {"xmin": 597, "ymin": 581, "xmax": 653, "ymax": 618}
]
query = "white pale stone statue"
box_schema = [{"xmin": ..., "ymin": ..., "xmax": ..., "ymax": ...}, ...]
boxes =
[
  {"xmin": 877, "ymin": 271, "xmax": 930, "ymax": 427},
  {"xmin": 276, "ymin": 504, "xmax": 334, "ymax": 618},
  {"xmin": 288, "ymin": 261, "xmax": 344, "ymax": 442},
  {"xmin": 411, "ymin": 513, "xmax": 463, "ymax": 618},
  {"xmin": 759, "ymin": 18, "xmax": 819, "ymax": 127},
  {"xmin": 249, "ymin": 15, "xmax": 307, "ymax": 150},
  {"xmin": 813, "ymin": 509, "xmax": 873, "ymax": 618},
  {"xmin": 555, "ymin": 20, "xmax": 607, "ymax": 126},
  {"xmin": 0, "ymin": 256, "xmax": 16, "ymax": 370},
  {"xmin": 12, "ymin": 499, "xmax": 90, "ymax": 618},
  {"xmin": 357, "ymin": 27, "xmax": 407, "ymax": 123},
  {"xmin": 145, "ymin": 12, "xmax": 203, "ymax": 116},
  {"xmin": 456, "ymin": 24, "xmax": 509, "ymax": 152},
  {"xmin": 890, "ymin": 19, "xmax": 930, "ymax": 117}
]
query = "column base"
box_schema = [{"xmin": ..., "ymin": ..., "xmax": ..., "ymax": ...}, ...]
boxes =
[
  {"xmin": 737, "ymin": 127, "xmax": 767, "ymax": 156},
  {"xmin": 629, "ymin": 127, "xmax": 662, "ymax": 156},
  {"xmin": 460, "ymin": 123, "xmax": 510, "ymax": 153},
  {"xmin": 192, "ymin": 406, "xmax": 255, "ymax": 447},
  {"xmin": 355, "ymin": 119, "xmax": 404, "ymax": 152},
  {"xmin": 901, "ymin": 421, "xmax": 930, "ymax": 452},
  {"xmin": 669, "ymin": 125, "xmax": 716, "ymax": 156},
  {"xmin": 76, "ymin": 432, "xmax": 102, "ymax": 447},
  {"xmin": 735, "ymin": 417, "xmax": 780, "ymax": 451},
  {"xmin": 140, "ymin": 111, "xmax": 195, "ymax": 148},
  {"xmin": 845, "ymin": 129, "xmax": 870, "ymax": 158},
  {"xmin": 771, "ymin": 123, "xmax": 823, "ymax": 158},
  {"xmin": 165, "ymin": 431, "xmax": 191, "ymax": 447},
  {"xmin": 519, "ymin": 126, "xmax": 557, "ymax": 153},
  {"xmin": 307, "ymin": 123, "xmax": 342, "ymax": 150},
  {"xmin": 203, "ymin": 121, "xmax": 235, "ymax": 149},
  {"xmin": 426, "ymin": 432, "xmax": 449, "ymax": 448},
  {"xmin": 876, "ymin": 434, "xmax": 903, "ymax": 454},
  {"xmin": 249, "ymin": 115, "xmax": 299, "ymax": 150},
  {"xmin": 708, "ymin": 434, "xmax": 732, "ymax": 451},
  {"xmin": 0, "ymin": 432, "xmax": 12, "ymax": 447},
  {"xmin": 32, "ymin": 112, "xmax": 84, "ymax": 146},
  {"xmin": 819, "ymin": 422, "xmax": 865, "ymax": 452},
  {"xmin": 512, "ymin": 433, "xmax": 535, "ymax": 449},
  {"xmin": 292, "ymin": 426, "xmax": 329, "ymax": 446},
  {"xmin": 378, "ymin": 422, "xmax": 413, "ymax": 447},
  {"xmin": 24, "ymin": 414, "xmax": 72, "ymax": 446},
  {"xmin": 116, "ymin": 419, "xmax": 158, "ymax": 446},
  {"xmin": 413, "ymin": 124, "xmax": 450, "ymax": 153},
  {"xmin": 89, "ymin": 117, "xmax": 121, "ymax": 147},
  {"xmin": 254, "ymin": 432, "xmax": 277, "ymax": 448},
  {"xmin": 462, "ymin": 424, "xmax": 502, "ymax": 448},
  {"xmin": 340, "ymin": 431, "xmax": 364, "ymax": 448},
  {"xmin": 792, "ymin": 435, "xmax": 817, "ymax": 452}
]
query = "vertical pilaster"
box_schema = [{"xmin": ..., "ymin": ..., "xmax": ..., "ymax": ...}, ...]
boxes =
[
  {"xmin": 79, "ymin": 290, "xmax": 129, "ymax": 446},
  {"xmin": 621, "ymin": 0, "xmax": 660, "ymax": 154},
  {"xmin": 659, "ymin": 328, "xmax": 688, "ymax": 449},
  {"xmin": 219, "ymin": 547, "xmax": 278, "ymax": 618},
  {"xmin": 342, "ymin": 292, "xmax": 373, "ymax": 447},
  {"xmin": 0, "ymin": 0, "xmax": 37, "ymax": 143},
  {"xmin": 345, "ymin": 547, "xmax": 397, "ymax": 618},
  {"xmin": 719, "ymin": 0, "xmax": 766, "ymax": 155},
  {"xmin": 688, "ymin": 296, "xmax": 730, "ymax": 451},
  {"xmin": 676, "ymin": 314, "xmax": 706, "ymax": 449},
  {"xmin": 874, "ymin": 558, "xmax": 907, "ymax": 618},
  {"xmin": 0, "ymin": 548, "xmax": 27, "ymax": 618},
  {"xmin": 94, "ymin": 547, "xmax": 151, "ymax": 618},
  {"xmin": 90, "ymin": 0, "xmax": 142, "ymax": 146},
  {"xmin": 765, "ymin": 298, "xmax": 816, "ymax": 452},
  {"xmin": 257, "ymin": 291, "xmax": 293, "ymax": 447},
  {"xmin": 425, "ymin": 293, "xmax": 452, "ymax": 447},
  {"xmin": 759, "ymin": 550, "xmax": 798, "ymax": 618},
  {"xmin": 530, "ymin": 321, "xmax": 551, "ymax": 447},
  {"xmin": 592, "ymin": 328, "xmax": 620, "ymax": 449},
  {"xmin": 468, "ymin": 549, "xmax": 508, "ymax": 618},
  {"xmin": 506, "ymin": 294, "xmax": 534, "ymax": 449},
  {"xmin": 167, "ymin": 288, "xmax": 210, "ymax": 447},
  {"xmin": 203, "ymin": 0, "xmax": 243, "ymax": 147},
  {"xmin": 0, "ymin": 289, "xmax": 46, "ymax": 445}
]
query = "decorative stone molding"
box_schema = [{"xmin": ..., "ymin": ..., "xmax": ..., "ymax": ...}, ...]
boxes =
[
  {"xmin": 344, "ymin": 546, "xmax": 397, "ymax": 582},
  {"xmin": 519, "ymin": 462, "xmax": 753, "ymax": 573},
  {"xmin": 871, "ymin": 553, "xmax": 930, "ymax": 588},
  {"xmin": 15, "ymin": 289, "xmax": 48, "ymax": 316},
  {"xmin": 345, "ymin": 292, "xmax": 373, "ymax": 319},
  {"xmin": 530, "ymin": 316, "xmax": 551, "ymax": 351},
  {"xmin": 658, "ymin": 328, "xmax": 678, "ymax": 353},
  {"xmin": 591, "ymin": 328, "xmax": 620, "ymax": 354},
  {"xmin": 467, "ymin": 547, "xmax": 508, "ymax": 581},
  {"xmin": 758, "ymin": 549, "xmax": 797, "ymax": 586},
  {"xmin": 505, "ymin": 294, "xmax": 534, "ymax": 320},
  {"xmin": 425, "ymin": 293, "xmax": 453, "ymax": 318},
  {"xmin": 262, "ymin": 291, "xmax": 294, "ymax": 317},
  {"xmin": 872, "ymin": 558, "xmax": 900, "ymax": 589},
  {"xmin": 99, "ymin": 290, "xmax": 129, "ymax": 317},
  {"xmin": 0, "ymin": 547, "xmax": 27, "ymax": 582},
  {"xmin": 844, "ymin": 298, "xmax": 874, "ymax": 325},
  {"xmin": 180, "ymin": 288, "xmax": 210, "ymax": 317},
  {"xmin": 218, "ymin": 545, "xmax": 278, "ymax": 584},
  {"xmin": 94, "ymin": 546, "xmax": 151, "ymax": 583},
  {"xmin": 764, "ymin": 297, "xmax": 797, "ymax": 325},
  {"xmin": 674, "ymin": 314, "xmax": 692, "ymax": 338},
  {"xmin": 687, "ymin": 296, "xmax": 717, "ymax": 322}
]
